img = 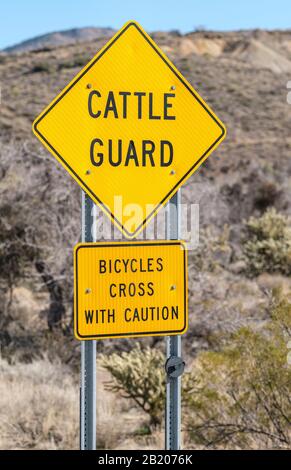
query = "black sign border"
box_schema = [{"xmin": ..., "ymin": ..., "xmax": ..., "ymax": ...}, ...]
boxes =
[
  {"xmin": 33, "ymin": 22, "xmax": 225, "ymax": 238},
  {"xmin": 74, "ymin": 241, "xmax": 187, "ymax": 339}
]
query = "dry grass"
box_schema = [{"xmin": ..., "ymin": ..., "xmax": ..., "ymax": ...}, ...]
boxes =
[
  {"xmin": 0, "ymin": 358, "xmax": 156, "ymax": 450},
  {"xmin": 0, "ymin": 356, "xmax": 79, "ymax": 449}
]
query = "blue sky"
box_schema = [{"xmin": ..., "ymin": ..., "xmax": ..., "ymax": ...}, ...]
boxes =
[{"xmin": 1, "ymin": 0, "xmax": 291, "ymax": 49}]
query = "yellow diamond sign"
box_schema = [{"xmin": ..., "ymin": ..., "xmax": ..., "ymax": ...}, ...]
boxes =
[{"xmin": 33, "ymin": 21, "xmax": 226, "ymax": 238}]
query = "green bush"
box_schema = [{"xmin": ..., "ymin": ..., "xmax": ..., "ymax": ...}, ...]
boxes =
[
  {"xmin": 184, "ymin": 295, "xmax": 291, "ymax": 449},
  {"xmin": 30, "ymin": 62, "xmax": 55, "ymax": 74},
  {"xmin": 100, "ymin": 345, "xmax": 165, "ymax": 427},
  {"xmin": 190, "ymin": 224, "xmax": 232, "ymax": 272},
  {"xmin": 101, "ymin": 295, "xmax": 291, "ymax": 449},
  {"xmin": 58, "ymin": 54, "xmax": 93, "ymax": 70},
  {"xmin": 243, "ymin": 208, "xmax": 291, "ymax": 276}
]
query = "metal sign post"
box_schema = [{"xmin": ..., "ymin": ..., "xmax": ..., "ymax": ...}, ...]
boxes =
[
  {"xmin": 80, "ymin": 191, "xmax": 96, "ymax": 450},
  {"xmin": 32, "ymin": 19, "xmax": 226, "ymax": 453},
  {"xmin": 165, "ymin": 190, "xmax": 184, "ymax": 450}
]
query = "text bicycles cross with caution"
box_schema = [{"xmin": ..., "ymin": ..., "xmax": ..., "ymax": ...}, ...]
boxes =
[{"xmin": 74, "ymin": 241, "xmax": 187, "ymax": 340}]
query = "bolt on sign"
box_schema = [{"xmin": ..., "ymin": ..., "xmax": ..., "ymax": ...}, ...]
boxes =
[
  {"xmin": 74, "ymin": 241, "xmax": 187, "ymax": 340},
  {"xmin": 32, "ymin": 21, "xmax": 226, "ymax": 238}
]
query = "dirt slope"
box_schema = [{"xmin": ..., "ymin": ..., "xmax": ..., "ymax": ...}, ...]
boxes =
[{"xmin": 0, "ymin": 27, "xmax": 291, "ymax": 359}]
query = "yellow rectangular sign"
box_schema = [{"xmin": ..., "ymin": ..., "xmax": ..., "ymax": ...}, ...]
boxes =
[{"xmin": 74, "ymin": 241, "xmax": 187, "ymax": 340}]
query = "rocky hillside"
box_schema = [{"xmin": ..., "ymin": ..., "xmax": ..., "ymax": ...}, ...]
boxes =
[
  {"xmin": 3, "ymin": 27, "xmax": 115, "ymax": 53},
  {"xmin": 1, "ymin": 27, "xmax": 291, "ymax": 362}
]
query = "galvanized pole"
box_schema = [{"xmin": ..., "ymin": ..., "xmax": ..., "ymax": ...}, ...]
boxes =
[
  {"xmin": 80, "ymin": 191, "xmax": 96, "ymax": 450},
  {"xmin": 165, "ymin": 190, "xmax": 183, "ymax": 450}
]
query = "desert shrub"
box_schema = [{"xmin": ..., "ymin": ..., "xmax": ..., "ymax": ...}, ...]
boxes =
[
  {"xmin": 253, "ymin": 181, "xmax": 280, "ymax": 211},
  {"xmin": 58, "ymin": 53, "xmax": 93, "ymax": 69},
  {"xmin": 243, "ymin": 208, "xmax": 291, "ymax": 276},
  {"xmin": 101, "ymin": 297, "xmax": 291, "ymax": 449},
  {"xmin": 0, "ymin": 219, "xmax": 38, "ymax": 320},
  {"xmin": 189, "ymin": 224, "xmax": 232, "ymax": 272},
  {"xmin": 30, "ymin": 62, "xmax": 55, "ymax": 73},
  {"xmin": 0, "ymin": 142, "xmax": 79, "ymax": 354},
  {"xmin": 100, "ymin": 345, "xmax": 165, "ymax": 427},
  {"xmin": 184, "ymin": 296, "xmax": 291, "ymax": 449}
]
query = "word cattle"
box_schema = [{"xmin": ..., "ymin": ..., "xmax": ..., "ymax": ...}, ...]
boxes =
[{"xmin": 33, "ymin": 21, "xmax": 226, "ymax": 238}]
